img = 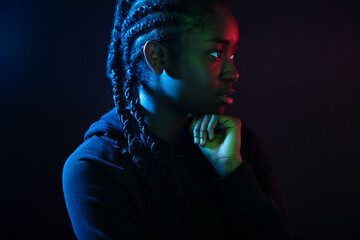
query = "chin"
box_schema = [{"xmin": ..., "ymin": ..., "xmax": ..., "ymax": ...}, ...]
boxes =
[
  {"xmin": 204, "ymin": 106, "xmax": 226, "ymax": 115},
  {"xmin": 217, "ymin": 106, "xmax": 226, "ymax": 115}
]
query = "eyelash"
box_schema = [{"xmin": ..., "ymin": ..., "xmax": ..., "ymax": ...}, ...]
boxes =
[{"xmin": 210, "ymin": 50, "xmax": 238, "ymax": 61}]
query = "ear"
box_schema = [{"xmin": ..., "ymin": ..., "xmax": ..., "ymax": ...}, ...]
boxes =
[{"xmin": 143, "ymin": 40, "xmax": 167, "ymax": 75}]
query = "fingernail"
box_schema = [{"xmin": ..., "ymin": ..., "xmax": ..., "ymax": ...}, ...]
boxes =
[
  {"xmin": 209, "ymin": 133, "xmax": 213, "ymax": 140},
  {"xmin": 194, "ymin": 137, "xmax": 199, "ymax": 144},
  {"xmin": 200, "ymin": 138, "xmax": 204, "ymax": 146}
]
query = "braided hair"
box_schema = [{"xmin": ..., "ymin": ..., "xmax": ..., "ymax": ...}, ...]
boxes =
[{"xmin": 106, "ymin": 0, "xmax": 228, "ymax": 238}]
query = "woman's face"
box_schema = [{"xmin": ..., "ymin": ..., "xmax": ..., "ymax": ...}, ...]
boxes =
[{"xmin": 160, "ymin": 5, "xmax": 239, "ymax": 115}]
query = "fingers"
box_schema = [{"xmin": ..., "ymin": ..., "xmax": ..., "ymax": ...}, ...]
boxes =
[
  {"xmin": 199, "ymin": 114, "xmax": 212, "ymax": 146},
  {"xmin": 193, "ymin": 114, "xmax": 217, "ymax": 147},
  {"xmin": 207, "ymin": 114, "xmax": 218, "ymax": 141},
  {"xmin": 193, "ymin": 116, "xmax": 203, "ymax": 145}
]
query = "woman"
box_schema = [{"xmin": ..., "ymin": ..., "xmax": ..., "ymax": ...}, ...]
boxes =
[{"xmin": 63, "ymin": 0, "xmax": 300, "ymax": 239}]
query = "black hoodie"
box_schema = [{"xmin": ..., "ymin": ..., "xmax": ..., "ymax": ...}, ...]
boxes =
[{"xmin": 63, "ymin": 108, "xmax": 300, "ymax": 240}]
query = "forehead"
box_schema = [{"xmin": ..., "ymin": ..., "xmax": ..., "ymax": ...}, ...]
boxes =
[
  {"xmin": 184, "ymin": 5, "xmax": 239, "ymax": 48},
  {"xmin": 211, "ymin": 5, "xmax": 239, "ymax": 41}
]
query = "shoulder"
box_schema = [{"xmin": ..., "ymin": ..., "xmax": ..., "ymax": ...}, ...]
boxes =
[
  {"xmin": 62, "ymin": 136, "xmax": 149, "ymax": 239},
  {"xmin": 62, "ymin": 135, "xmax": 135, "ymax": 192},
  {"xmin": 65, "ymin": 135, "xmax": 129, "ymax": 168}
]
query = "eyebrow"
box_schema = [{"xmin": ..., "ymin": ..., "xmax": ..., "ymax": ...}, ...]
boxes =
[{"xmin": 206, "ymin": 38, "xmax": 239, "ymax": 47}]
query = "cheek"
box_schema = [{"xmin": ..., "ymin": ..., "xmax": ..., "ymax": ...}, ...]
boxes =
[
  {"xmin": 183, "ymin": 72, "xmax": 217, "ymax": 96},
  {"xmin": 185, "ymin": 61, "xmax": 221, "ymax": 89},
  {"xmin": 207, "ymin": 62, "xmax": 222, "ymax": 84},
  {"xmin": 180, "ymin": 69, "xmax": 220, "ymax": 108},
  {"xmin": 165, "ymin": 80, "xmax": 183, "ymax": 98}
]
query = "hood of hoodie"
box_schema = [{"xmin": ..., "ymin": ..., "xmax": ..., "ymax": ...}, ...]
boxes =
[
  {"xmin": 84, "ymin": 108, "xmax": 124, "ymax": 142},
  {"xmin": 83, "ymin": 107, "xmax": 196, "ymax": 151}
]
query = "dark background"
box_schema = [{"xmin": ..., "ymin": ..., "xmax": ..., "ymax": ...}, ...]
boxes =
[{"xmin": 1, "ymin": 0, "xmax": 359, "ymax": 239}]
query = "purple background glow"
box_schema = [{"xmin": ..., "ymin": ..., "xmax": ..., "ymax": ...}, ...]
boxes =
[{"xmin": 1, "ymin": 0, "xmax": 359, "ymax": 239}]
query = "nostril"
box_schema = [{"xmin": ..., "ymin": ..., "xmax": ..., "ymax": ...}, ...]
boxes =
[{"xmin": 222, "ymin": 77, "xmax": 236, "ymax": 83}]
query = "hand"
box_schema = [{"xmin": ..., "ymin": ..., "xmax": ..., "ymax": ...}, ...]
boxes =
[{"xmin": 189, "ymin": 114, "xmax": 243, "ymax": 177}]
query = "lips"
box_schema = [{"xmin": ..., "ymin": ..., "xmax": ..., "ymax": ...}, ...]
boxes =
[{"xmin": 218, "ymin": 88, "xmax": 235, "ymax": 97}]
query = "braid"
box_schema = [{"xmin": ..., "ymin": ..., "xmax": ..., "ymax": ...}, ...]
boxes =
[
  {"xmin": 107, "ymin": 0, "xmax": 133, "ymax": 109},
  {"xmin": 121, "ymin": 1, "xmax": 175, "ymax": 32},
  {"xmin": 107, "ymin": 0, "xmax": 228, "ymax": 238},
  {"xmin": 122, "ymin": 77, "xmax": 170, "ymax": 238}
]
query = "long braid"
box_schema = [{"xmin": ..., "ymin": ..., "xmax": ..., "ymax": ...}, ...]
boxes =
[
  {"xmin": 121, "ymin": 2, "xmax": 194, "ymax": 234},
  {"xmin": 107, "ymin": 0, "xmax": 132, "ymax": 110},
  {"xmin": 107, "ymin": 0, "xmax": 228, "ymax": 238}
]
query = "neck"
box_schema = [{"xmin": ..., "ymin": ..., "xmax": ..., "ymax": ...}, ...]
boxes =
[{"xmin": 138, "ymin": 85, "xmax": 190, "ymax": 145}]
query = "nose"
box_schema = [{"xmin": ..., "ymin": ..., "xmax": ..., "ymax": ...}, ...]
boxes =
[{"xmin": 220, "ymin": 58, "xmax": 239, "ymax": 83}]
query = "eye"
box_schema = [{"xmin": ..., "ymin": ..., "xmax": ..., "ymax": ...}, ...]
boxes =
[
  {"xmin": 230, "ymin": 52, "xmax": 238, "ymax": 61},
  {"xmin": 209, "ymin": 51, "xmax": 222, "ymax": 59}
]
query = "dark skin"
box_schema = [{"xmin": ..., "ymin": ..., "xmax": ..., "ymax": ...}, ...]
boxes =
[{"xmin": 139, "ymin": 4, "xmax": 242, "ymax": 176}]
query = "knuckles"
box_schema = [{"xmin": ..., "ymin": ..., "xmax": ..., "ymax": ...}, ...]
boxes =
[{"xmin": 192, "ymin": 114, "xmax": 241, "ymax": 136}]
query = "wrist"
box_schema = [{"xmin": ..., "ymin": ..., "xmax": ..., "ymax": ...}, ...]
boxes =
[{"xmin": 216, "ymin": 156, "xmax": 243, "ymax": 177}]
